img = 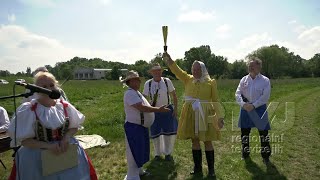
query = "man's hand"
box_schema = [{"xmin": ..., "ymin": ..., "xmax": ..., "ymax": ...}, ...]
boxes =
[
  {"xmin": 159, "ymin": 105, "xmax": 170, "ymax": 112},
  {"xmin": 243, "ymin": 103, "xmax": 255, "ymax": 112}
]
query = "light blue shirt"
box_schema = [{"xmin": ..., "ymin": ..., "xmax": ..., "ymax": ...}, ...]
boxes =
[{"xmin": 235, "ymin": 73, "xmax": 271, "ymax": 108}]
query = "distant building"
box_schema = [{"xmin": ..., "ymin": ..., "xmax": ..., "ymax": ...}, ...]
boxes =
[{"xmin": 74, "ymin": 68, "xmax": 128, "ymax": 80}]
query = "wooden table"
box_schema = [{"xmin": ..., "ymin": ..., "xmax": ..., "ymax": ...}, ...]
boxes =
[{"xmin": 0, "ymin": 132, "xmax": 11, "ymax": 169}]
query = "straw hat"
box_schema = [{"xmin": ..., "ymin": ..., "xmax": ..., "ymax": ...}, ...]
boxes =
[
  {"xmin": 120, "ymin": 70, "xmax": 140, "ymax": 83},
  {"xmin": 148, "ymin": 63, "xmax": 164, "ymax": 73}
]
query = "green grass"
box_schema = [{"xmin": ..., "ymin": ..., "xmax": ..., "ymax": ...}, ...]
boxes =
[{"xmin": 0, "ymin": 78, "xmax": 320, "ymax": 179}]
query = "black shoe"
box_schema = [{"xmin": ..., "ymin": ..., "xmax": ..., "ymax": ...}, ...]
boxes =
[
  {"xmin": 263, "ymin": 157, "xmax": 270, "ymax": 164},
  {"xmin": 154, "ymin": 155, "xmax": 161, "ymax": 161},
  {"xmin": 241, "ymin": 154, "xmax": 250, "ymax": 160},
  {"xmin": 140, "ymin": 170, "xmax": 151, "ymax": 176},
  {"xmin": 207, "ymin": 171, "xmax": 216, "ymax": 178},
  {"xmin": 165, "ymin": 155, "xmax": 173, "ymax": 161},
  {"xmin": 190, "ymin": 149, "xmax": 202, "ymax": 175},
  {"xmin": 190, "ymin": 170, "xmax": 203, "ymax": 176},
  {"xmin": 205, "ymin": 150, "xmax": 215, "ymax": 178}
]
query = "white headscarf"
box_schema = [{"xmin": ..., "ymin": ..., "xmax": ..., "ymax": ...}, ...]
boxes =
[{"xmin": 192, "ymin": 60, "xmax": 210, "ymax": 83}]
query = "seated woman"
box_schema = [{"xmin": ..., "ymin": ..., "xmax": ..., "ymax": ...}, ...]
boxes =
[
  {"xmin": 0, "ymin": 106, "xmax": 9, "ymax": 133},
  {"xmin": 8, "ymin": 71, "xmax": 97, "ymax": 180}
]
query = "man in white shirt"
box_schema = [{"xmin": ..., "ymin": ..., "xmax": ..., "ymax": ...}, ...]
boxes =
[
  {"xmin": 235, "ymin": 57, "xmax": 271, "ymax": 164},
  {"xmin": 143, "ymin": 63, "xmax": 178, "ymax": 161},
  {"xmin": 0, "ymin": 106, "xmax": 9, "ymax": 133},
  {"xmin": 122, "ymin": 70, "xmax": 170, "ymax": 180}
]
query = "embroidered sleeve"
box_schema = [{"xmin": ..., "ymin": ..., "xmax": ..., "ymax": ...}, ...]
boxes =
[
  {"xmin": 8, "ymin": 103, "xmax": 36, "ymax": 145},
  {"xmin": 66, "ymin": 103, "xmax": 85, "ymax": 129}
]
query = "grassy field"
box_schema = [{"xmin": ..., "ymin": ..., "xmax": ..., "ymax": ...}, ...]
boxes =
[{"xmin": 0, "ymin": 77, "xmax": 319, "ymax": 180}]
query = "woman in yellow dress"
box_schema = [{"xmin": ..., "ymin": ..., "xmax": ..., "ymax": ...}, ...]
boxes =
[{"xmin": 163, "ymin": 52, "xmax": 224, "ymax": 178}]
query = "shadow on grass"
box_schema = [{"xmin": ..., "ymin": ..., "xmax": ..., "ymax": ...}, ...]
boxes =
[
  {"xmin": 187, "ymin": 174, "xmax": 217, "ymax": 180},
  {"xmin": 141, "ymin": 157, "xmax": 177, "ymax": 180},
  {"xmin": 245, "ymin": 157, "xmax": 287, "ymax": 180}
]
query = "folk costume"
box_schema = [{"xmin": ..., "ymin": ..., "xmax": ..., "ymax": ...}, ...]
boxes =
[
  {"xmin": 143, "ymin": 64, "xmax": 177, "ymax": 160},
  {"xmin": 122, "ymin": 71, "xmax": 155, "ymax": 180},
  {"xmin": 8, "ymin": 99, "xmax": 97, "ymax": 180},
  {"xmin": 168, "ymin": 61, "xmax": 223, "ymax": 176},
  {"xmin": 235, "ymin": 73, "xmax": 271, "ymax": 161}
]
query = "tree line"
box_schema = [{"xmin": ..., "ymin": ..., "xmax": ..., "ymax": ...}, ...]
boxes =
[{"xmin": 1, "ymin": 44, "xmax": 319, "ymax": 80}]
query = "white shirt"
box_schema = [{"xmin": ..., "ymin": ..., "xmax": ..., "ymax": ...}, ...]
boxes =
[
  {"xmin": 124, "ymin": 89, "xmax": 154, "ymax": 128},
  {"xmin": 0, "ymin": 106, "xmax": 9, "ymax": 133},
  {"xmin": 143, "ymin": 77, "xmax": 175, "ymax": 107},
  {"xmin": 8, "ymin": 99, "xmax": 85, "ymax": 145},
  {"xmin": 235, "ymin": 73, "xmax": 271, "ymax": 108}
]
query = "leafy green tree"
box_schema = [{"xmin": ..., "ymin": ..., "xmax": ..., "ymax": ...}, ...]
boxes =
[
  {"xmin": 309, "ymin": 53, "xmax": 320, "ymax": 77},
  {"xmin": 207, "ymin": 55, "xmax": 229, "ymax": 79},
  {"xmin": 184, "ymin": 45, "xmax": 212, "ymax": 73},
  {"xmin": 131, "ymin": 60, "xmax": 149, "ymax": 77},
  {"xmin": 110, "ymin": 66, "xmax": 120, "ymax": 80},
  {"xmin": 229, "ymin": 60, "xmax": 247, "ymax": 79},
  {"xmin": 247, "ymin": 45, "xmax": 289, "ymax": 78},
  {"xmin": 26, "ymin": 67, "xmax": 32, "ymax": 76}
]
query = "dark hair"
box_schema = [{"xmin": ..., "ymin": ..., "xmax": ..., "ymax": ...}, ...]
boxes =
[{"xmin": 125, "ymin": 80, "xmax": 131, "ymax": 86}]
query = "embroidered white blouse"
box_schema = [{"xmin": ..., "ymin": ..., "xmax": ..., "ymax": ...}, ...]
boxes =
[{"xmin": 8, "ymin": 99, "xmax": 85, "ymax": 144}]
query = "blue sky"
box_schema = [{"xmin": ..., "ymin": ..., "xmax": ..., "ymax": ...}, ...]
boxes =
[{"xmin": 0, "ymin": 0, "xmax": 319, "ymax": 73}]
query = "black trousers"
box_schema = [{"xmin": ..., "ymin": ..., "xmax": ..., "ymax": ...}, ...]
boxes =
[{"xmin": 241, "ymin": 128, "xmax": 271, "ymax": 159}]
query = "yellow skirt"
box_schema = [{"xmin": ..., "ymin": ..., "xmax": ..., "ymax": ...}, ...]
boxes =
[{"xmin": 177, "ymin": 101, "xmax": 221, "ymax": 141}]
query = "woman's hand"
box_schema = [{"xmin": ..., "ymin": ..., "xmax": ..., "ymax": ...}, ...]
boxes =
[
  {"xmin": 60, "ymin": 135, "xmax": 70, "ymax": 153},
  {"xmin": 48, "ymin": 143, "xmax": 62, "ymax": 155},
  {"xmin": 162, "ymin": 52, "xmax": 174, "ymax": 65}
]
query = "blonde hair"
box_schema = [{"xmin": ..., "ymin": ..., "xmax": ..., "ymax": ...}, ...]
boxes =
[
  {"xmin": 34, "ymin": 71, "xmax": 60, "ymax": 87},
  {"xmin": 33, "ymin": 66, "xmax": 49, "ymax": 76}
]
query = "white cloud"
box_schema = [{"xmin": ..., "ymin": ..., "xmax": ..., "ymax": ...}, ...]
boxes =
[
  {"xmin": 216, "ymin": 24, "xmax": 230, "ymax": 33},
  {"xmin": 215, "ymin": 26, "xmax": 320, "ymax": 62},
  {"xmin": 288, "ymin": 20, "xmax": 307, "ymax": 33},
  {"xmin": 178, "ymin": 10, "xmax": 216, "ymax": 22},
  {"xmin": 298, "ymin": 26, "xmax": 320, "ymax": 40},
  {"xmin": 288, "ymin": 20, "xmax": 297, "ymax": 24},
  {"xmin": 215, "ymin": 33, "xmax": 274, "ymax": 61},
  {"xmin": 19, "ymin": 0, "xmax": 56, "ymax": 8},
  {"xmin": 239, "ymin": 33, "xmax": 273, "ymax": 49},
  {"xmin": 98, "ymin": 0, "xmax": 111, "ymax": 5},
  {"xmin": 180, "ymin": 4, "xmax": 189, "ymax": 11},
  {"xmin": 0, "ymin": 25, "xmax": 165, "ymax": 73},
  {"xmin": 7, "ymin": 14, "xmax": 16, "ymax": 23},
  {"xmin": 295, "ymin": 26, "xmax": 320, "ymax": 58},
  {"xmin": 215, "ymin": 24, "xmax": 231, "ymax": 39}
]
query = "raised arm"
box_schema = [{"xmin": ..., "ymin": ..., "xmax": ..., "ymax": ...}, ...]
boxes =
[{"xmin": 162, "ymin": 52, "xmax": 191, "ymax": 84}]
